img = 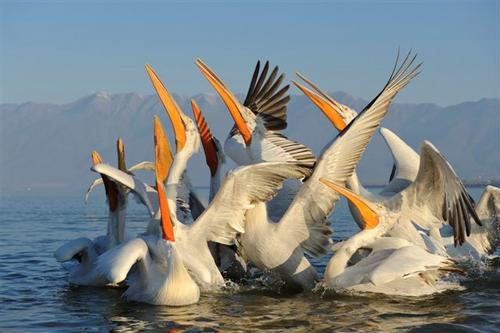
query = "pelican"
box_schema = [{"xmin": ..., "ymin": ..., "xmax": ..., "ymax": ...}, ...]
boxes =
[
  {"xmin": 196, "ymin": 59, "xmax": 316, "ymax": 220},
  {"xmin": 192, "ymin": 101, "xmax": 247, "ymax": 279},
  {"xmin": 96, "ymin": 116, "xmax": 311, "ymax": 291},
  {"xmin": 320, "ymin": 180, "xmax": 465, "ymax": 296},
  {"xmin": 146, "ymin": 64, "xmax": 207, "ymax": 222},
  {"xmin": 294, "ymin": 66, "xmax": 498, "ymax": 259},
  {"xmin": 54, "ymin": 141, "xmax": 129, "ymax": 286},
  {"xmin": 97, "ymin": 117, "xmax": 200, "ymax": 305},
  {"xmin": 146, "ymin": 64, "xmax": 246, "ymax": 277},
  {"xmin": 193, "ymin": 52, "xmax": 420, "ymax": 290}
]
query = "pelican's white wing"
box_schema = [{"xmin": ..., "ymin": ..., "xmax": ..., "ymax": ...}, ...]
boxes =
[
  {"xmin": 92, "ymin": 163, "xmax": 157, "ymax": 217},
  {"xmin": 85, "ymin": 161, "xmax": 154, "ymax": 203},
  {"xmin": 186, "ymin": 162, "xmax": 311, "ymax": 245},
  {"xmin": 378, "ymin": 127, "xmax": 420, "ymax": 196},
  {"xmin": 278, "ymin": 52, "xmax": 421, "ymax": 256},
  {"xmin": 392, "ymin": 141, "xmax": 482, "ymax": 245},
  {"xmin": 54, "ymin": 237, "xmax": 95, "ymax": 262},
  {"xmin": 84, "ymin": 178, "xmax": 104, "ymax": 203},
  {"xmin": 96, "ymin": 237, "xmax": 150, "ymax": 283},
  {"xmin": 369, "ymin": 245, "xmax": 452, "ymax": 286},
  {"xmin": 128, "ymin": 161, "xmax": 155, "ymax": 172}
]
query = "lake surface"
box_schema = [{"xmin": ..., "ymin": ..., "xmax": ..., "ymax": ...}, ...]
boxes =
[{"xmin": 0, "ymin": 187, "xmax": 498, "ymax": 332}]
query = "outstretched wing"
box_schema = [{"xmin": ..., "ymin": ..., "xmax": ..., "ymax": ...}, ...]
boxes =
[
  {"xmin": 243, "ymin": 60, "xmax": 289, "ymax": 130},
  {"xmin": 84, "ymin": 178, "xmax": 104, "ymax": 203},
  {"xmin": 391, "ymin": 141, "xmax": 481, "ymax": 246},
  {"xmin": 186, "ymin": 162, "xmax": 311, "ymax": 245},
  {"xmin": 278, "ymin": 51, "xmax": 421, "ymax": 257},
  {"xmin": 128, "ymin": 161, "xmax": 155, "ymax": 172},
  {"xmin": 369, "ymin": 245, "xmax": 452, "ymax": 286}
]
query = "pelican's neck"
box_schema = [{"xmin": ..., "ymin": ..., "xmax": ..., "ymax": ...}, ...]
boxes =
[
  {"xmin": 167, "ymin": 148, "xmax": 191, "ymax": 186},
  {"xmin": 325, "ymin": 227, "xmax": 382, "ymax": 283},
  {"xmin": 107, "ymin": 202, "xmax": 127, "ymax": 247}
]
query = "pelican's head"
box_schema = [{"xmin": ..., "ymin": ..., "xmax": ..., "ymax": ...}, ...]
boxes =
[
  {"xmin": 146, "ymin": 64, "xmax": 200, "ymax": 157},
  {"xmin": 91, "ymin": 150, "xmax": 119, "ymax": 212},
  {"xmin": 191, "ymin": 99, "xmax": 225, "ymax": 177},
  {"xmin": 293, "ymin": 73, "xmax": 357, "ymax": 131},
  {"xmin": 320, "ymin": 178, "xmax": 384, "ymax": 230},
  {"xmin": 195, "ymin": 58, "xmax": 255, "ymax": 147},
  {"xmin": 154, "ymin": 115, "xmax": 176, "ymax": 243}
]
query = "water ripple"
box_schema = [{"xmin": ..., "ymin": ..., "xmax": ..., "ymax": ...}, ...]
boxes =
[{"xmin": 0, "ymin": 189, "xmax": 498, "ymax": 332}]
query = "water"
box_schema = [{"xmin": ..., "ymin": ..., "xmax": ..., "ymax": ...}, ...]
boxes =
[{"xmin": 0, "ymin": 187, "xmax": 498, "ymax": 332}]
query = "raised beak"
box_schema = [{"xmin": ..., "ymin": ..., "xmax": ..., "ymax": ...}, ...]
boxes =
[
  {"xmin": 293, "ymin": 74, "xmax": 347, "ymax": 131},
  {"xmin": 191, "ymin": 99, "xmax": 218, "ymax": 177},
  {"xmin": 145, "ymin": 64, "xmax": 187, "ymax": 152},
  {"xmin": 91, "ymin": 151, "xmax": 103, "ymax": 166},
  {"xmin": 153, "ymin": 115, "xmax": 175, "ymax": 242},
  {"xmin": 195, "ymin": 58, "xmax": 252, "ymax": 145},
  {"xmin": 90, "ymin": 150, "xmax": 118, "ymax": 212},
  {"xmin": 153, "ymin": 115, "xmax": 174, "ymax": 184},
  {"xmin": 116, "ymin": 138, "xmax": 127, "ymax": 172},
  {"xmin": 320, "ymin": 178, "xmax": 379, "ymax": 229}
]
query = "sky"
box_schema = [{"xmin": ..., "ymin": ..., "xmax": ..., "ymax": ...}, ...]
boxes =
[{"xmin": 0, "ymin": 0, "xmax": 498, "ymax": 106}]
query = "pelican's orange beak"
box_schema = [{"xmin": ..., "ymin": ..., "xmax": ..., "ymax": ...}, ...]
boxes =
[
  {"xmin": 293, "ymin": 80, "xmax": 347, "ymax": 131},
  {"xmin": 116, "ymin": 138, "xmax": 127, "ymax": 172},
  {"xmin": 195, "ymin": 58, "xmax": 252, "ymax": 145},
  {"xmin": 91, "ymin": 150, "xmax": 118, "ymax": 212},
  {"xmin": 146, "ymin": 64, "xmax": 187, "ymax": 152},
  {"xmin": 91, "ymin": 150, "xmax": 103, "ymax": 166},
  {"xmin": 154, "ymin": 115, "xmax": 175, "ymax": 242},
  {"xmin": 191, "ymin": 99, "xmax": 218, "ymax": 177},
  {"xmin": 293, "ymin": 73, "xmax": 347, "ymax": 131},
  {"xmin": 153, "ymin": 115, "xmax": 174, "ymax": 184},
  {"xmin": 320, "ymin": 178, "xmax": 379, "ymax": 229}
]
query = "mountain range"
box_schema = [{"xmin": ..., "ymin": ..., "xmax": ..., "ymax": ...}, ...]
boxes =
[{"xmin": 0, "ymin": 91, "xmax": 498, "ymax": 194}]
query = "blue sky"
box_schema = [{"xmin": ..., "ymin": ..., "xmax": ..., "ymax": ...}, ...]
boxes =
[{"xmin": 0, "ymin": 0, "xmax": 498, "ymax": 105}]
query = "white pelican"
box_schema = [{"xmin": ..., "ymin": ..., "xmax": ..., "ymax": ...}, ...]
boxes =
[
  {"xmin": 96, "ymin": 116, "xmax": 311, "ymax": 291},
  {"xmin": 146, "ymin": 64, "xmax": 247, "ymax": 277},
  {"xmin": 192, "ymin": 101, "xmax": 247, "ymax": 279},
  {"xmin": 193, "ymin": 52, "xmax": 420, "ymax": 290},
  {"xmin": 54, "ymin": 143, "xmax": 128, "ymax": 286},
  {"xmin": 294, "ymin": 65, "xmax": 498, "ymax": 259},
  {"xmin": 196, "ymin": 59, "xmax": 316, "ymax": 220},
  {"xmin": 97, "ymin": 117, "xmax": 200, "ymax": 305},
  {"xmin": 146, "ymin": 64, "xmax": 207, "ymax": 221},
  {"xmin": 320, "ymin": 180, "xmax": 464, "ymax": 296}
]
